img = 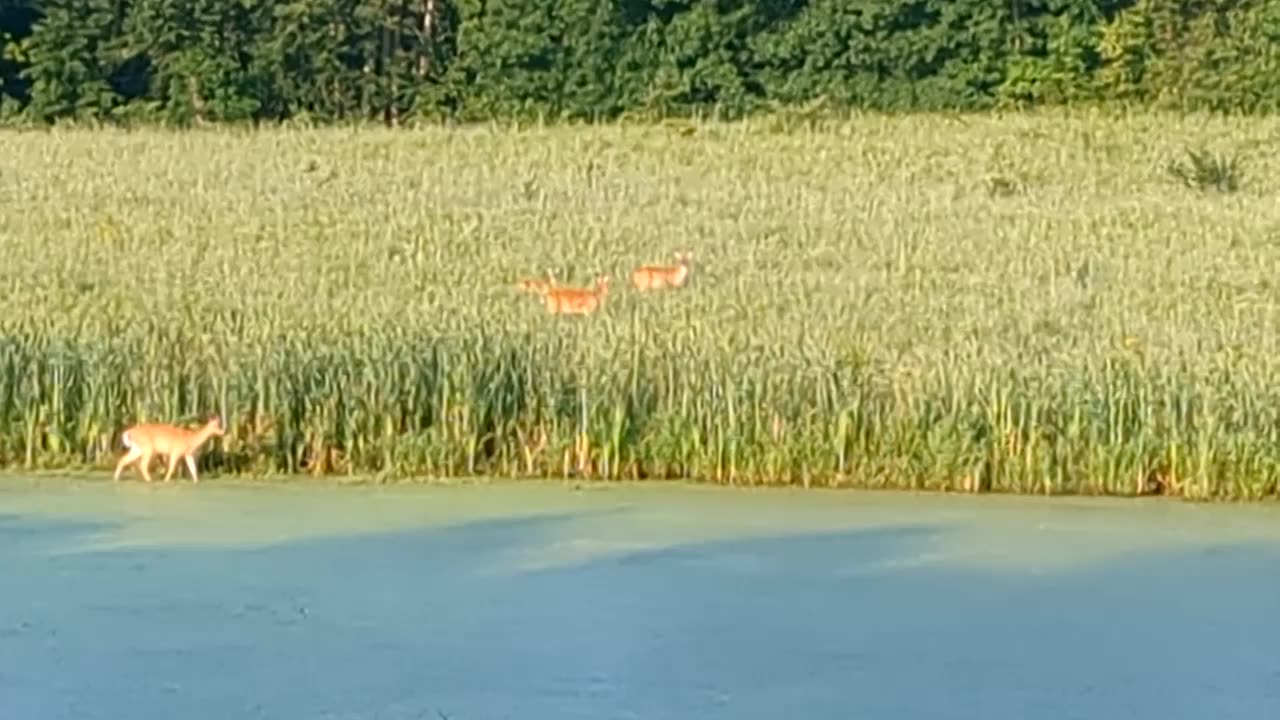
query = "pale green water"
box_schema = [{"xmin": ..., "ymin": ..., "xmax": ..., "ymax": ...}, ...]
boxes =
[{"xmin": 3, "ymin": 476, "xmax": 1280, "ymax": 719}]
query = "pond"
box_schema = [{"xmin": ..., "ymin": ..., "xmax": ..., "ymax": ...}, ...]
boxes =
[{"xmin": 3, "ymin": 477, "xmax": 1279, "ymax": 719}]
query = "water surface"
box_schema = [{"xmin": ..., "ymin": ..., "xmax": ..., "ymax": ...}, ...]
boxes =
[{"xmin": 3, "ymin": 477, "xmax": 1279, "ymax": 719}]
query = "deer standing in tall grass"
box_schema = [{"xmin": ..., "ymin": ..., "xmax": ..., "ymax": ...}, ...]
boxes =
[
  {"xmin": 543, "ymin": 274, "xmax": 611, "ymax": 315},
  {"xmin": 113, "ymin": 416, "xmax": 225, "ymax": 484},
  {"xmin": 631, "ymin": 251, "xmax": 694, "ymax": 291}
]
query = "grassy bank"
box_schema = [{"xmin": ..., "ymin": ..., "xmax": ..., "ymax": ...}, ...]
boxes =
[{"xmin": 2, "ymin": 112, "xmax": 1278, "ymax": 498}]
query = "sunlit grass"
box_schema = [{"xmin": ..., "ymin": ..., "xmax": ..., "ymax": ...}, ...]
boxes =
[{"xmin": 2, "ymin": 110, "xmax": 1279, "ymax": 498}]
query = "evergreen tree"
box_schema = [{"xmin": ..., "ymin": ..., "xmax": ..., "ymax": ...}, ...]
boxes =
[
  {"xmin": 122, "ymin": 0, "xmax": 272, "ymax": 123},
  {"xmin": 20, "ymin": 0, "xmax": 131, "ymax": 121},
  {"xmin": 0, "ymin": 0, "xmax": 39, "ymax": 112}
]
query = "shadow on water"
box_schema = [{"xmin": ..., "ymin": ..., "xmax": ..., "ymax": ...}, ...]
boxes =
[{"xmin": 2, "ymin": 509, "xmax": 1279, "ymax": 720}]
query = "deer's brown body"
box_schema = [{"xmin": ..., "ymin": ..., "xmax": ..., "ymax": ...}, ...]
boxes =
[
  {"xmin": 544, "ymin": 274, "xmax": 611, "ymax": 315},
  {"xmin": 113, "ymin": 416, "xmax": 225, "ymax": 484},
  {"xmin": 632, "ymin": 251, "xmax": 694, "ymax": 291}
]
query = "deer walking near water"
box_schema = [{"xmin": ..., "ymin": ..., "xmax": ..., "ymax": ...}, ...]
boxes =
[
  {"xmin": 113, "ymin": 416, "xmax": 225, "ymax": 484},
  {"xmin": 631, "ymin": 251, "xmax": 694, "ymax": 291}
]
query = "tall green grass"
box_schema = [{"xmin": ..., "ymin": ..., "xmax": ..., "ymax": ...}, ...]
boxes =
[{"xmin": 2, "ymin": 111, "xmax": 1279, "ymax": 498}]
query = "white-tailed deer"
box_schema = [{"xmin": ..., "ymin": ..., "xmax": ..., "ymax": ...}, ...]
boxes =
[
  {"xmin": 632, "ymin": 251, "xmax": 694, "ymax": 291},
  {"xmin": 544, "ymin": 274, "xmax": 611, "ymax": 315},
  {"xmin": 113, "ymin": 415, "xmax": 225, "ymax": 484}
]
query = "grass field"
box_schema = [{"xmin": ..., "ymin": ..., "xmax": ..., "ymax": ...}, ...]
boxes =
[{"xmin": 2, "ymin": 111, "xmax": 1279, "ymax": 497}]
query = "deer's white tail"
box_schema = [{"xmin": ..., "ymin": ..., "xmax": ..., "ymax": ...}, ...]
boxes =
[{"xmin": 121, "ymin": 431, "xmax": 134, "ymax": 450}]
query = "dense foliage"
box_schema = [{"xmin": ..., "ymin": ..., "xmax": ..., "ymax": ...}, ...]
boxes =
[{"xmin": 2, "ymin": 0, "xmax": 1279, "ymax": 124}]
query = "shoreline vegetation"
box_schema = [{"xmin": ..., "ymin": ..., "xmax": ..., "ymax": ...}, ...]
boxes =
[{"xmin": 3, "ymin": 112, "xmax": 1279, "ymax": 500}]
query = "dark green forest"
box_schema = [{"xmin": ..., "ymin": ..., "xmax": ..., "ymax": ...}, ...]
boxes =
[{"xmin": 1, "ymin": 0, "xmax": 1277, "ymax": 124}]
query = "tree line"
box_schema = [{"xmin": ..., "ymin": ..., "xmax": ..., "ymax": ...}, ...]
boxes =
[{"xmin": 1, "ymin": 0, "xmax": 1277, "ymax": 125}]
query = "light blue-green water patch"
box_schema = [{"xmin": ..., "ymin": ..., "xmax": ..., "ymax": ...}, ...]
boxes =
[{"xmin": 3, "ymin": 476, "xmax": 1280, "ymax": 720}]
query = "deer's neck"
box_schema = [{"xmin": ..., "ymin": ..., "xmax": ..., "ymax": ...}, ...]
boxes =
[{"xmin": 189, "ymin": 424, "xmax": 219, "ymax": 450}]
